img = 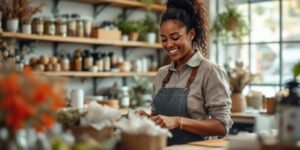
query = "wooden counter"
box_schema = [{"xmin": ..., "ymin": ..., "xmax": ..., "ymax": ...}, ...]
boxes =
[{"xmin": 166, "ymin": 139, "xmax": 228, "ymax": 150}]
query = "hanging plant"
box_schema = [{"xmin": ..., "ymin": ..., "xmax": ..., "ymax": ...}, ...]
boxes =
[{"xmin": 211, "ymin": 6, "xmax": 249, "ymax": 43}]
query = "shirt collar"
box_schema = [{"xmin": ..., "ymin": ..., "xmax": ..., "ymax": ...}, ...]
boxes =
[{"xmin": 169, "ymin": 50, "xmax": 203, "ymax": 71}]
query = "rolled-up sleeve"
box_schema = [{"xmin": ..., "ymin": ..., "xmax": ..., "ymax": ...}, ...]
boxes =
[{"xmin": 204, "ymin": 66, "xmax": 233, "ymax": 134}]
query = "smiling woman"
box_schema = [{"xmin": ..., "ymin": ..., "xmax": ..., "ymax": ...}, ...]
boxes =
[{"xmin": 136, "ymin": 0, "xmax": 233, "ymax": 146}]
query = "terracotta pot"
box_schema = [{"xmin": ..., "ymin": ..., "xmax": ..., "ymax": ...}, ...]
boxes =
[
  {"xmin": 225, "ymin": 19, "xmax": 238, "ymax": 31},
  {"xmin": 129, "ymin": 32, "xmax": 139, "ymax": 41},
  {"xmin": 231, "ymin": 93, "xmax": 247, "ymax": 112}
]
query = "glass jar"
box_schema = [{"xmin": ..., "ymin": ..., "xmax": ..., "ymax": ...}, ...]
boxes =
[
  {"xmin": 56, "ymin": 17, "xmax": 67, "ymax": 37},
  {"xmin": 31, "ymin": 17, "xmax": 38, "ymax": 34},
  {"xmin": 36, "ymin": 17, "xmax": 44, "ymax": 35},
  {"xmin": 44, "ymin": 18, "xmax": 56, "ymax": 36},
  {"xmin": 68, "ymin": 14, "xmax": 78, "ymax": 36},
  {"xmin": 83, "ymin": 19, "xmax": 92, "ymax": 37},
  {"xmin": 76, "ymin": 19, "xmax": 84, "ymax": 37}
]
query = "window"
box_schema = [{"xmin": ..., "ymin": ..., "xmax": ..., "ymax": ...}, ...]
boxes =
[{"xmin": 211, "ymin": 0, "xmax": 300, "ymax": 95}]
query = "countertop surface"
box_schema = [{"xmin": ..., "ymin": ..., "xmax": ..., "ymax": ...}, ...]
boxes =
[{"xmin": 165, "ymin": 139, "xmax": 228, "ymax": 150}]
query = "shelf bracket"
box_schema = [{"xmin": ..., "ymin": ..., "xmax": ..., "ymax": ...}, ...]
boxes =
[
  {"xmin": 53, "ymin": 42, "xmax": 59, "ymax": 56},
  {"xmin": 93, "ymin": 77, "xmax": 97, "ymax": 95},
  {"xmin": 93, "ymin": 4, "xmax": 110, "ymax": 19},
  {"xmin": 53, "ymin": 0, "xmax": 60, "ymax": 15},
  {"xmin": 122, "ymin": 77, "xmax": 127, "ymax": 86}
]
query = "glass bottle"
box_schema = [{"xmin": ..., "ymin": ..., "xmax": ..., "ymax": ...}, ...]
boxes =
[
  {"xmin": 103, "ymin": 53, "xmax": 111, "ymax": 72},
  {"xmin": 120, "ymin": 86, "xmax": 130, "ymax": 108},
  {"xmin": 60, "ymin": 53, "xmax": 70, "ymax": 71},
  {"xmin": 83, "ymin": 50, "xmax": 93, "ymax": 71},
  {"xmin": 277, "ymin": 81, "xmax": 300, "ymax": 145},
  {"xmin": 97, "ymin": 54, "xmax": 104, "ymax": 72},
  {"xmin": 73, "ymin": 49, "xmax": 82, "ymax": 71}
]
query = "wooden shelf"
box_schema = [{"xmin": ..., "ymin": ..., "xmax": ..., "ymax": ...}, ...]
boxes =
[
  {"xmin": 37, "ymin": 71, "xmax": 157, "ymax": 77},
  {"xmin": 71, "ymin": 0, "xmax": 165, "ymax": 12},
  {"xmin": 1, "ymin": 32, "xmax": 162, "ymax": 49}
]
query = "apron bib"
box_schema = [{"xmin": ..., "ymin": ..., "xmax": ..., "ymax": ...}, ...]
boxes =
[{"xmin": 153, "ymin": 65, "xmax": 208, "ymax": 145}]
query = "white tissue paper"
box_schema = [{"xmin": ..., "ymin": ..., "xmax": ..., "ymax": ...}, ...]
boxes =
[
  {"xmin": 81, "ymin": 101, "xmax": 121, "ymax": 130},
  {"xmin": 116, "ymin": 111, "xmax": 172, "ymax": 137}
]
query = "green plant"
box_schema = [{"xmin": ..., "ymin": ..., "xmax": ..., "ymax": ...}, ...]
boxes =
[
  {"xmin": 129, "ymin": 74, "xmax": 152, "ymax": 106},
  {"xmin": 211, "ymin": 6, "xmax": 248, "ymax": 43},
  {"xmin": 141, "ymin": 12, "xmax": 158, "ymax": 33},
  {"xmin": 115, "ymin": 13, "xmax": 142, "ymax": 34},
  {"xmin": 126, "ymin": 20, "xmax": 142, "ymax": 33},
  {"xmin": 293, "ymin": 62, "xmax": 300, "ymax": 81}
]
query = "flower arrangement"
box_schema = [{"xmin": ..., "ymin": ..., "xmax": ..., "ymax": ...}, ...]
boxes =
[
  {"xmin": 0, "ymin": 0, "xmax": 45, "ymax": 23},
  {"xmin": 0, "ymin": 66, "xmax": 66, "ymax": 136},
  {"xmin": 227, "ymin": 61, "xmax": 255, "ymax": 93}
]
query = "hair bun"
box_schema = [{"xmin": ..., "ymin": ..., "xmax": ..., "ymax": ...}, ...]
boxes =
[{"xmin": 166, "ymin": 0, "xmax": 194, "ymax": 10}]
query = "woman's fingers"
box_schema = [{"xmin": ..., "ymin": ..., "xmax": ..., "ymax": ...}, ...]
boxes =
[
  {"xmin": 134, "ymin": 110, "xmax": 151, "ymax": 117},
  {"xmin": 150, "ymin": 115, "xmax": 166, "ymax": 128}
]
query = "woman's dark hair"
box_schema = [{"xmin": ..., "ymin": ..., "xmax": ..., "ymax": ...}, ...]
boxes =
[{"xmin": 161, "ymin": 0, "xmax": 208, "ymax": 56}]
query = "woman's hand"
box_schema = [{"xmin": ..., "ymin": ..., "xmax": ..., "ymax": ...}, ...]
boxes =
[
  {"xmin": 150, "ymin": 115, "xmax": 180, "ymax": 129},
  {"xmin": 134, "ymin": 110, "xmax": 151, "ymax": 118}
]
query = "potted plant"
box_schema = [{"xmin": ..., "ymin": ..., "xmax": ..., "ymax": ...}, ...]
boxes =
[
  {"xmin": 115, "ymin": 14, "xmax": 142, "ymax": 41},
  {"xmin": 126, "ymin": 20, "xmax": 142, "ymax": 41},
  {"xmin": 129, "ymin": 74, "xmax": 152, "ymax": 107},
  {"xmin": 227, "ymin": 61, "xmax": 255, "ymax": 112},
  {"xmin": 0, "ymin": 0, "xmax": 44, "ymax": 33},
  {"xmin": 115, "ymin": 13, "xmax": 130, "ymax": 41},
  {"xmin": 293, "ymin": 62, "xmax": 300, "ymax": 81},
  {"xmin": 18, "ymin": 0, "xmax": 45, "ymax": 34},
  {"xmin": 0, "ymin": 0, "xmax": 22, "ymax": 32},
  {"xmin": 211, "ymin": 6, "xmax": 248, "ymax": 43},
  {"xmin": 141, "ymin": 12, "xmax": 158, "ymax": 44}
]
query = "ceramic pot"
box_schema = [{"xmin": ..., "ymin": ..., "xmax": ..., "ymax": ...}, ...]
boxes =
[
  {"xmin": 231, "ymin": 93, "xmax": 247, "ymax": 112},
  {"xmin": 146, "ymin": 32, "xmax": 156, "ymax": 44},
  {"xmin": 6, "ymin": 19, "xmax": 19, "ymax": 33}
]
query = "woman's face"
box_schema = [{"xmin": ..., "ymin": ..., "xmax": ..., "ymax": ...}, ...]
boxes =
[{"xmin": 160, "ymin": 20, "xmax": 195, "ymax": 65}]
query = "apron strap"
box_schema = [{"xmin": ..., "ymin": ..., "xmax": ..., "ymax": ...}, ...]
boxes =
[
  {"xmin": 162, "ymin": 68, "xmax": 173, "ymax": 88},
  {"xmin": 161, "ymin": 64, "xmax": 200, "ymax": 89},
  {"xmin": 185, "ymin": 65, "xmax": 200, "ymax": 89}
]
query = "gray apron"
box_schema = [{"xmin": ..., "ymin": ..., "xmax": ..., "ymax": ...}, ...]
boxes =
[{"xmin": 153, "ymin": 65, "xmax": 208, "ymax": 145}]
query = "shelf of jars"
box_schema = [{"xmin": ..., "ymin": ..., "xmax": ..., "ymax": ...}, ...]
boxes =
[
  {"xmin": 1, "ymin": 32, "xmax": 162, "ymax": 49},
  {"xmin": 70, "ymin": 0, "xmax": 166, "ymax": 12},
  {"xmin": 37, "ymin": 71, "xmax": 157, "ymax": 77}
]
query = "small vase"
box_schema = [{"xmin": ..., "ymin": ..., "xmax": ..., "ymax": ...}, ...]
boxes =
[
  {"xmin": 22, "ymin": 24, "xmax": 32, "ymax": 34},
  {"xmin": 6, "ymin": 19, "xmax": 19, "ymax": 33},
  {"xmin": 231, "ymin": 93, "xmax": 247, "ymax": 112},
  {"xmin": 121, "ymin": 34, "xmax": 129, "ymax": 42},
  {"xmin": 146, "ymin": 32, "xmax": 156, "ymax": 44}
]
